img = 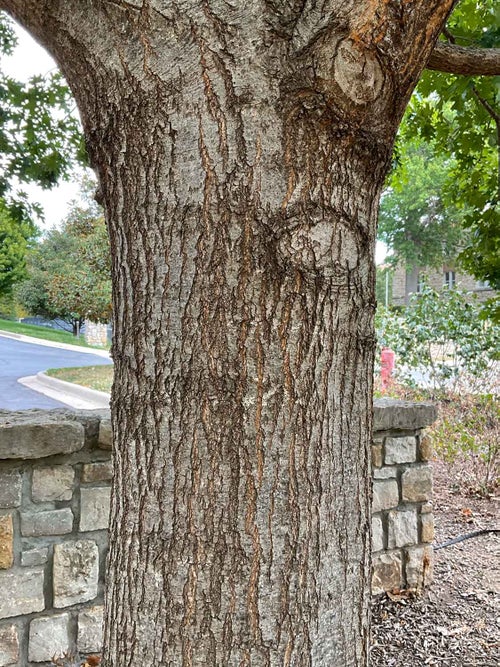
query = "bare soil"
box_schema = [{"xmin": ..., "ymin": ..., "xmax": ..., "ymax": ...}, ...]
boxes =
[{"xmin": 371, "ymin": 459, "xmax": 500, "ymax": 666}]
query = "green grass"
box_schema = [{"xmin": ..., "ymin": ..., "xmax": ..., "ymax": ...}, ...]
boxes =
[
  {"xmin": 0, "ymin": 318, "xmax": 109, "ymax": 349},
  {"xmin": 46, "ymin": 365, "xmax": 114, "ymax": 393}
]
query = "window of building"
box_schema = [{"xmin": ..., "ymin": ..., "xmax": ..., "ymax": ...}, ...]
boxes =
[
  {"xmin": 443, "ymin": 271, "xmax": 456, "ymax": 289},
  {"xmin": 417, "ymin": 273, "xmax": 425, "ymax": 293},
  {"xmin": 476, "ymin": 279, "xmax": 490, "ymax": 290}
]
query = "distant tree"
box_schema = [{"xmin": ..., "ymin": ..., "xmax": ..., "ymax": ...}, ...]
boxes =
[
  {"xmin": 16, "ymin": 186, "xmax": 111, "ymax": 335},
  {"xmin": 401, "ymin": 0, "xmax": 499, "ymax": 294},
  {"xmin": 0, "ymin": 200, "xmax": 36, "ymax": 297},
  {"xmin": 378, "ymin": 139, "xmax": 466, "ymax": 269}
]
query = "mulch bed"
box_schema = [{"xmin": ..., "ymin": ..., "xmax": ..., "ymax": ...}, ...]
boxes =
[{"xmin": 371, "ymin": 459, "xmax": 500, "ymax": 666}]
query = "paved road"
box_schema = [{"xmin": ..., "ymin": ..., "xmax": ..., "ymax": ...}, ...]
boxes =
[{"xmin": 0, "ymin": 336, "xmax": 112, "ymax": 410}]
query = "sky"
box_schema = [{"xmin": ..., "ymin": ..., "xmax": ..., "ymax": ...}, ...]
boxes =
[{"xmin": 3, "ymin": 19, "xmax": 388, "ymax": 262}]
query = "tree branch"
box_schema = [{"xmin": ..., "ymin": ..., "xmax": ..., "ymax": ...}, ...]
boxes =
[{"xmin": 427, "ymin": 42, "xmax": 500, "ymax": 76}]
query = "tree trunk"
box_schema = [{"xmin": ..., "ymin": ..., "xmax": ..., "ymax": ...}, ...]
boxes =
[
  {"xmin": 0, "ymin": 1, "xmax": 457, "ymax": 664},
  {"xmin": 102, "ymin": 76, "xmax": 381, "ymax": 667}
]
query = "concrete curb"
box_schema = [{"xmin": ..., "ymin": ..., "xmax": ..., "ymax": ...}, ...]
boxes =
[
  {"xmin": 0, "ymin": 330, "xmax": 111, "ymax": 358},
  {"xmin": 18, "ymin": 372, "xmax": 110, "ymax": 410}
]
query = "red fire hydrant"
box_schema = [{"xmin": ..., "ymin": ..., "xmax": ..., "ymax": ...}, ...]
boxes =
[{"xmin": 380, "ymin": 347, "xmax": 395, "ymax": 389}]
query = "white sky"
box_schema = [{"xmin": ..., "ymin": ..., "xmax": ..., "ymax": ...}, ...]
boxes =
[{"xmin": 3, "ymin": 19, "xmax": 388, "ymax": 262}]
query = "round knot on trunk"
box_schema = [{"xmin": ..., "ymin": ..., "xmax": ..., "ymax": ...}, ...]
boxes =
[
  {"xmin": 276, "ymin": 215, "xmax": 363, "ymax": 282},
  {"xmin": 333, "ymin": 39, "xmax": 384, "ymax": 105}
]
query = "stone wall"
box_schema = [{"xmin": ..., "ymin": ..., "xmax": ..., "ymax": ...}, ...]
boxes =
[
  {"xmin": 83, "ymin": 322, "xmax": 109, "ymax": 348},
  {"xmin": 0, "ymin": 411, "xmax": 111, "ymax": 666},
  {"xmin": 0, "ymin": 400, "xmax": 436, "ymax": 665},
  {"xmin": 372, "ymin": 399, "xmax": 436, "ymax": 595}
]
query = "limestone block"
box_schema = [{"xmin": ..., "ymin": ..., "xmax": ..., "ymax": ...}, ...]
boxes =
[
  {"xmin": 0, "ymin": 472, "xmax": 22, "ymax": 508},
  {"xmin": 80, "ymin": 487, "xmax": 111, "ymax": 532},
  {"xmin": 0, "ymin": 625, "xmax": 19, "ymax": 666},
  {"xmin": 0, "ymin": 568, "xmax": 44, "ymax": 619},
  {"xmin": 372, "ymin": 551, "xmax": 402, "ymax": 595},
  {"xmin": 402, "ymin": 465, "xmax": 432, "ymax": 502},
  {"xmin": 373, "ymin": 399, "xmax": 437, "ymax": 431},
  {"xmin": 372, "ymin": 515, "xmax": 384, "ymax": 552},
  {"xmin": 0, "ymin": 515, "xmax": 13, "ymax": 569},
  {"xmin": 29, "ymin": 614, "xmax": 69, "ymax": 663},
  {"xmin": 384, "ymin": 436, "xmax": 417, "ymax": 464},
  {"xmin": 82, "ymin": 461, "xmax": 113, "ymax": 483},
  {"xmin": 53, "ymin": 540, "xmax": 99, "ymax": 608},
  {"xmin": 373, "ymin": 466, "xmax": 398, "ymax": 480},
  {"xmin": 32, "ymin": 465, "xmax": 75, "ymax": 502},
  {"xmin": 78, "ymin": 605, "xmax": 104, "ymax": 653},
  {"xmin": 419, "ymin": 435, "xmax": 433, "ymax": 461},
  {"xmin": 405, "ymin": 545, "xmax": 433, "ymax": 589},
  {"xmin": 421, "ymin": 502, "xmax": 433, "ymax": 514},
  {"xmin": 98, "ymin": 419, "xmax": 112, "ymax": 449},
  {"xmin": 0, "ymin": 414, "xmax": 84, "ymax": 459},
  {"xmin": 372, "ymin": 479, "xmax": 399, "ymax": 513},
  {"xmin": 21, "ymin": 547, "xmax": 49, "ymax": 567},
  {"xmin": 421, "ymin": 512, "xmax": 435, "ymax": 543},
  {"xmin": 387, "ymin": 509, "xmax": 418, "ymax": 548},
  {"xmin": 371, "ymin": 444, "xmax": 383, "ymax": 468},
  {"xmin": 21, "ymin": 509, "xmax": 73, "ymax": 537}
]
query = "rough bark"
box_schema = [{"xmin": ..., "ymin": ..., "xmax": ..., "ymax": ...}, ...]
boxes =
[{"xmin": 0, "ymin": 1, "xmax": 458, "ymax": 665}]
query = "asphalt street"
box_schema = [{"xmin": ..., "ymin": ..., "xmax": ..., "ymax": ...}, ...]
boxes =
[{"xmin": 0, "ymin": 336, "xmax": 112, "ymax": 409}]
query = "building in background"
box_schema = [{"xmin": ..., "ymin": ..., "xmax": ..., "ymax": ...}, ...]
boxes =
[{"xmin": 392, "ymin": 264, "xmax": 496, "ymax": 307}]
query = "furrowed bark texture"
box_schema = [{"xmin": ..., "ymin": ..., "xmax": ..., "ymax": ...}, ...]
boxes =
[{"xmin": 0, "ymin": 1, "xmax": 456, "ymax": 665}]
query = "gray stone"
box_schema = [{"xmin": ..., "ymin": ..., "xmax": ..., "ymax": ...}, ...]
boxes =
[
  {"xmin": 374, "ymin": 398, "xmax": 437, "ymax": 432},
  {"xmin": 372, "ymin": 515, "xmax": 384, "ymax": 552},
  {"xmin": 0, "ymin": 625, "xmax": 19, "ymax": 666},
  {"xmin": 82, "ymin": 461, "xmax": 113, "ymax": 483},
  {"xmin": 373, "ymin": 466, "xmax": 398, "ymax": 480},
  {"xmin": 80, "ymin": 487, "xmax": 111, "ymax": 532},
  {"xmin": 0, "ymin": 568, "xmax": 44, "ymax": 619},
  {"xmin": 402, "ymin": 465, "xmax": 432, "ymax": 502},
  {"xmin": 0, "ymin": 414, "xmax": 84, "ymax": 459},
  {"xmin": 21, "ymin": 509, "xmax": 73, "ymax": 537},
  {"xmin": 21, "ymin": 547, "xmax": 49, "ymax": 567},
  {"xmin": 98, "ymin": 419, "xmax": 112, "ymax": 449},
  {"xmin": 53, "ymin": 540, "xmax": 99, "ymax": 608},
  {"xmin": 29, "ymin": 614, "xmax": 69, "ymax": 663},
  {"xmin": 372, "ymin": 479, "xmax": 399, "ymax": 512},
  {"xmin": 32, "ymin": 465, "xmax": 75, "ymax": 502},
  {"xmin": 78, "ymin": 605, "xmax": 104, "ymax": 653},
  {"xmin": 0, "ymin": 472, "xmax": 22, "ymax": 508},
  {"xmin": 385, "ymin": 436, "xmax": 417, "ymax": 465},
  {"xmin": 372, "ymin": 551, "xmax": 402, "ymax": 595},
  {"xmin": 405, "ymin": 545, "xmax": 433, "ymax": 589},
  {"xmin": 387, "ymin": 509, "xmax": 418, "ymax": 548}
]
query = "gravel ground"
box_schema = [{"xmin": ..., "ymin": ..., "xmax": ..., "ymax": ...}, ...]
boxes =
[{"xmin": 371, "ymin": 459, "xmax": 500, "ymax": 666}]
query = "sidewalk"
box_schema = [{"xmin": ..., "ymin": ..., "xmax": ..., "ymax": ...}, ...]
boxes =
[{"xmin": 0, "ymin": 330, "xmax": 111, "ymax": 358}]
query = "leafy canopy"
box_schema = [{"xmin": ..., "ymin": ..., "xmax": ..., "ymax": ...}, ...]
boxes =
[
  {"xmin": 0, "ymin": 14, "xmax": 83, "ymax": 220},
  {"xmin": 378, "ymin": 139, "xmax": 466, "ymax": 269},
  {"xmin": 392, "ymin": 0, "xmax": 499, "ymax": 291}
]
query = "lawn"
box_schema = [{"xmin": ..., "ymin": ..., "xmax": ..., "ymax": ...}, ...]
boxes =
[
  {"xmin": 0, "ymin": 318, "xmax": 109, "ymax": 350},
  {"xmin": 46, "ymin": 365, "xmax": 114, "ymax": 393}
]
